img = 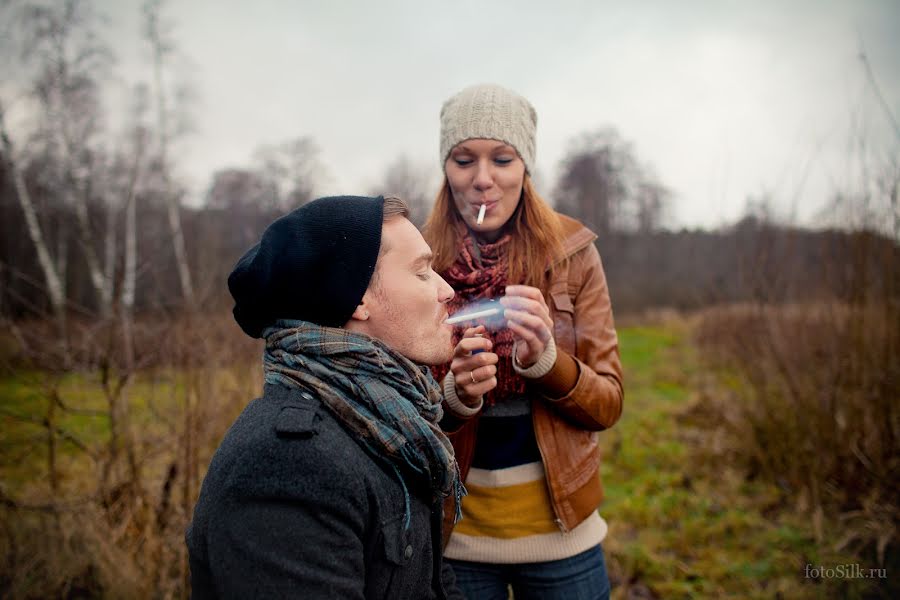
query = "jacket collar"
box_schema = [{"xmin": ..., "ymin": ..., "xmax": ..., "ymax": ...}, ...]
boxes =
[{"xmin": 554, "ymin": 213, "xmax": 598, "ymax": 265}]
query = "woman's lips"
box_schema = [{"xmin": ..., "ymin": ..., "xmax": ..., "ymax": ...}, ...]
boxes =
[{"xmin": 473, "ymin": 200, "xmax": 499, "ymax": 214}]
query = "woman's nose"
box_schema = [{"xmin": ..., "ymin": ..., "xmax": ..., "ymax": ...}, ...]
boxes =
[{"xmin": 473, "ymin": 161, "xmax": 493, "ymax": 190}]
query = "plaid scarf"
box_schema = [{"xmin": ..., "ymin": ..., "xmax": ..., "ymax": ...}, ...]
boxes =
[
  {"xmin": 433, "ymin": 232, "xmax": 526, "ymax": 407},
  {"xmin": 263, "ymin": 320, "xmax": 464, "ymax": 523}
]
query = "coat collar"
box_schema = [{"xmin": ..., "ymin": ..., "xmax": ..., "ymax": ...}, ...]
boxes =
[{"xmin": 554, "ymin": 213, "xmax": 598, "ymax": 265}]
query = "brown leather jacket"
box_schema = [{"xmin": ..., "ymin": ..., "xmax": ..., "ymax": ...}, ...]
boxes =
[{"xmin": 442, "ymin": 214, "xmax": 624, "ymax": 542}]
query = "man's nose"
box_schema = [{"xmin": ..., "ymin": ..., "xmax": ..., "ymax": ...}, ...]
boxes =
[{"xmin": 437, "ymin": 275, "xmax": 454, "ymax": 303}]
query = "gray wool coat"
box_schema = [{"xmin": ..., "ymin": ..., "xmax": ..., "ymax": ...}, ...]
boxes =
[{"xmin": 186, "ymin": 383, "xmax": 462, "ymax": 599}]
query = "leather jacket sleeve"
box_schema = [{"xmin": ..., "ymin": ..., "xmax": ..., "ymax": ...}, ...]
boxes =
[{"xmin": 535, "ymin": 242, "xmax": 623, "ymax": 430}]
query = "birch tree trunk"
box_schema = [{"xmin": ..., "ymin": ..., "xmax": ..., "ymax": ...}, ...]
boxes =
[
  {"xmin": 0, "ymin": 102, "xmax": 66, "ymax": 317},
  {"xmin": 48, "ymin": 72, "xmax": 114, "ymax": 317},
  {"xmin": 121, "ymin": 129, "xmax": 145, "ymax": 371},
  {"xmin": 145, "ymin": 0, "xmax": 194, "ymax": 306},
  {"xmin": 24, "ymin": 1, "xmax": 117, "ymax": 319},
  {"xmin": 104, "ymin": 183, "xmax": 117, "ymax": 311},
  {"xmin": 68, "ymin": 168, "xmax": 113, "ymax": 316}
]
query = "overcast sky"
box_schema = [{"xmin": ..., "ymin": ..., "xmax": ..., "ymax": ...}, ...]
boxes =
[{"xmin": 100, "ymin": 0, "xmax": 900, "ymax": 229}]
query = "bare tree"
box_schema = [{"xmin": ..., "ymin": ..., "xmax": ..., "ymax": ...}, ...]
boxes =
[
  {"xmin": 143, "ymin": 0, "xmax": 194, "ymax": 304},
  {"xmin": 555, "ymin": 129, "xmax": 635, "ymax": 235},
  {"xmin": 817, "ymin": 47, "xmax": 900, "ymax": 240},
  {"xmin": 115, "ymin": 85, "xmax": 152, "ymax": 369},
  {"xmin": 555, "ymin": 128, "xmax": 669, "ymax": 234},
  {"xmin": 633, "ymin": 176, "xmax": 671, "ymax": 234},
  {"xmin": 205, "ymin": 167, "xmax": 279, "ymax": 247},
  {"xmin": 253, "ymin": 136, "xmax": 326, "ymax": 210},
  {"xmin": 17, "ymin": 0, "xmax": 117, "ymax": 316},
  {"xmin": 370, "ymin": 154, "xmax": 435, "ymax": 228},
  {"xmin": 0, "ymin": 0, "xmax": 116, "ymax": 325},
  {"xmin": 0, "ymin": 100, "xmax": 66, "ymax": 320}
]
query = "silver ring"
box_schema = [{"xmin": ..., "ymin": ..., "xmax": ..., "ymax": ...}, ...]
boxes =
[{"xmin": 470, "ymin": 371, "xmax": 477, "ymax": 384}]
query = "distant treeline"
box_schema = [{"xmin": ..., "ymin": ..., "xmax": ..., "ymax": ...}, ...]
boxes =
[
  {"xmin": 2, "ymin": 0, "xmax": 896, "ymax": 326},
  {"xmin": 2, "ymin": 161, "xmax": 896, "ymax": 320},
  {"xmin": 599, "ymin": 218, "xmax": 900, "ymax": 314}
]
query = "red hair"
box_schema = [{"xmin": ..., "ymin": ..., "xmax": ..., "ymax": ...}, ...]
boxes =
[{"xmin": 422, "ymin": 175, "xmax": 566, "ymax": 289}]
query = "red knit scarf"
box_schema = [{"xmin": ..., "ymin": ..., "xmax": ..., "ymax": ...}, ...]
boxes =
[{"xmin": 433, "ymin": 232, "xmax": 526, "ymax": 407}]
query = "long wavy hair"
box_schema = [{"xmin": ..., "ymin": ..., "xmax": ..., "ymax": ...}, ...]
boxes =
[{"xmin": 422, "ymin": 174, "xmax": 566, "ymax": 289}]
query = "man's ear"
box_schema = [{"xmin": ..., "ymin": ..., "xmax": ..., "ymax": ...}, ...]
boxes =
[{"xmin": 349, "ymin": 301, "xmax": 370, "ymax": 322}]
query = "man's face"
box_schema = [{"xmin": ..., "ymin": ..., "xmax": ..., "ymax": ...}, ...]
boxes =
[{"xmin": 357, "ymin": 217, "xmax": 455, "ymax": 365}]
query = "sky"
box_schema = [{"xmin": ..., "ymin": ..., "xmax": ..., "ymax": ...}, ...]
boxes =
[{"xmin": 69, "ymin": 1, "xmax": 900, "ymax": 229}]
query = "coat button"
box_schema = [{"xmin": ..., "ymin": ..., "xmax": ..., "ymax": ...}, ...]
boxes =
[{"xmin": 404, "ymin": 545, "xmax": 413, "ymax": 559}]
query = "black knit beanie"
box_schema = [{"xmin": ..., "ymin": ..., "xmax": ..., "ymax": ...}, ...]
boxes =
[{"xmin": 228, "ymin": 195, "xmax": 384, "ymax": 338}]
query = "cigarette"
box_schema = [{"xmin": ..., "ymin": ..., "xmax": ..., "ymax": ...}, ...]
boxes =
[
  {"xmin": 445, "ymin": 307, "xmax": 502, "ymax": 324},
  {"xmin": 476, "ymin": 203, "xmax": 486, "ymax": 225}
]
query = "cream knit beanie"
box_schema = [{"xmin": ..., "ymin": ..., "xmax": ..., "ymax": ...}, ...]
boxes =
[{"xmin": 439, "ymin": 83, "xmax": 537, "ymax": 174}]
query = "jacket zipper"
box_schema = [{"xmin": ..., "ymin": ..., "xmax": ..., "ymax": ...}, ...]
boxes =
[
  {"xmin": 532, "ymin": 224, "xmax": 591, "ymax": 534},
  {"xmin": 532, "ymin": 406, "xmax": 569, "ymax": 533}
]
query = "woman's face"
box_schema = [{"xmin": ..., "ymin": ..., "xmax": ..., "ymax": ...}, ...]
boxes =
[{"xmin": 445, "ymin": 139, "xmax": 526, "ymax": 242}]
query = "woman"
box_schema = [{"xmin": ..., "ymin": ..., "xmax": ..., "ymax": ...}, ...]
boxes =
[{"xmin": 424, "ymin": 83, "xmax": 624, "ymax": 600}]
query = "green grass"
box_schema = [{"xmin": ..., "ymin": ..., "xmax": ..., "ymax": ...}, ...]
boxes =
[
  {"xmin": 1, "ymin": 369, "xmax": 180, "ymax": 492},
  {"xmin": 0, "ymin": 366, "xmax": 256, "ymax": 495},
  {"xmin": 0, "ymin": 323, "xmax": 884, "ymax": 598},
  {"xmin": 601, "ymin": 322, "xmax": 874, "ymax": 599}
]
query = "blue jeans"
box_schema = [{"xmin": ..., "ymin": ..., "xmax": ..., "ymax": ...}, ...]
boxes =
[{"xmin": 447, "ymin": 544, "xmax": 610, "ymax": 600}]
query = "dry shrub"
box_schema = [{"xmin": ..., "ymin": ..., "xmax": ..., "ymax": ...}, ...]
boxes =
[
  {"xmin": 692, "ymin": 301, "xmax": 899, "ymax": 566},
  {"xmin": 0, "ymin": 505, "xmax": 147, "ymax": 598},
  {"xmin": 0, "ymin": 311, "xmax": 262, "ymax": 598}
]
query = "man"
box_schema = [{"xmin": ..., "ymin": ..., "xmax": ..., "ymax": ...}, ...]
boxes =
[{"xmin": 186, "ymin": 195, "xmax": 464, "ymax": 599}]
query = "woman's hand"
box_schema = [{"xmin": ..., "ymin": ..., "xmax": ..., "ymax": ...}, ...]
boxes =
[
  {"xmin": 500, "ymin": 285, "xmax": 554, "ymax": 369},
  {"xmin": 450, "ymin": 325, "xmax": 498, "ymax": 406}
]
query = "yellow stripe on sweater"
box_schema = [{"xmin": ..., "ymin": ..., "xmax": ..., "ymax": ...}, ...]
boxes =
[{"xmin": 454, "ymin": 477, "xmax": 558, "ymax": 538}]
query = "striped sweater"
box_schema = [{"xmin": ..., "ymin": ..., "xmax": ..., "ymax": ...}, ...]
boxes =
[{"xmin": 444, "ymin": 391, "xmax": 607, "ymax": 564}]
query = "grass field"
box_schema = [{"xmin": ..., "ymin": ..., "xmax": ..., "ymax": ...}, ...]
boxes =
[
  {"xmin": 0, "ymin": 366, "xmax": 256, "ymax": 497},
  {"xmin": 0, "ymin": 320, "xmax": 891, "ymax": 598},
  {"xmin": 600, "ymin": 322, "xmax": 883, "ymax": 599}
]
